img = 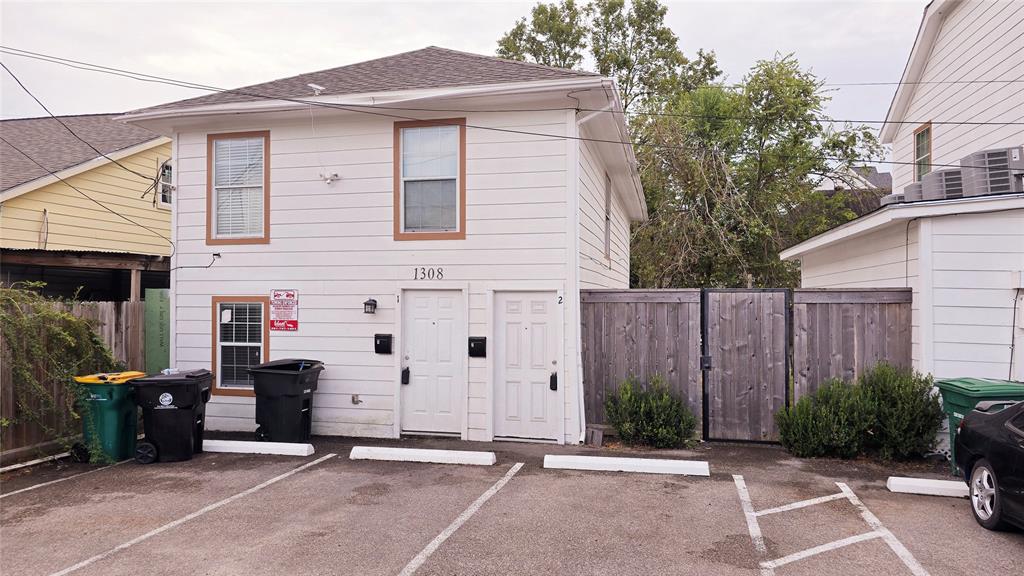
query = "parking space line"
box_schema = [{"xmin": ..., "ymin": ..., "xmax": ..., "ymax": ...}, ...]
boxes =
[
  {"xmin": 0, "ymin": 459, "xmax": 130, "ymax": 501},
  {"xmin": 732, "ymin": 475, "xmax": 773, "ymax": 576},
  {"xmin": 755, "ymin": 492, "xmax": 846, "ymax": 517},
  {"xmin": 837, "ymin": 482, "xmax": 930, "ymax": 576},
  {"xmin": 47, "ymin": 453, "xmax": 337, "ymax": 576},
  {"xmin": 398, "ymin": 462, "xmax": 524, "ymax": 576},
  {"xmin": 761, "ymin": 531, "xmax": 882, "ymax": 570}
]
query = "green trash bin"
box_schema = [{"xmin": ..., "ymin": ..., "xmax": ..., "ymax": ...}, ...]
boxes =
[
  {"xmin": 934, "ymin": 377, "xmax": 1024, "ymax": 474},
  {"xmin": 71, "ymin": 371, "xmax": 146, "ymax": 462}
]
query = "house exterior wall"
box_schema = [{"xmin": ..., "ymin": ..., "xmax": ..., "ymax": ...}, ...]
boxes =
[
  {"xmin": 798, "ymin": 209, "xmax": 1024, "ymax": 381},
  {"xmin": 578, "ymin": 125, "xmax": 631, "ymax": 288},
  {"xmin": 170, "ymin": 108, "xmax": 603, "ymax": 443},
  {"xmin": 889, "ymin": 0, "xmax": 1024, "ymax": 192},
  {"xmin": 0, "ymin": 141, "xmax": 172, "ymax": 256}
]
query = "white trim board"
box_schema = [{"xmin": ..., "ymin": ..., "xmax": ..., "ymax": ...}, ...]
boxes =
[
  {"xmin": 202, "ymin": 439, "xmax": 315, "ymax": 457},
  {"xmin": 349, "ymin": 446, "xmax": 496, "ymax": 466},
  {"xmin": 543, "ymin": 454, "xmax": 710, "ymax": 476},
  {"xmin": 886, "ymin": 476, "xmax": 969, "ymax": 498}
]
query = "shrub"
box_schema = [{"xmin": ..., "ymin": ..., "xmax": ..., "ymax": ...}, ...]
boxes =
[
  {"xmin": 605, "ymin": 375, "xmax": 697, "ymax": 448},
  {"xmin": 858, "ymin": 363, "xmax": 943, "ymax": 460},
  {"xmin": 776, "ymin": 363, "xmax": 943, "ymax": 461}
]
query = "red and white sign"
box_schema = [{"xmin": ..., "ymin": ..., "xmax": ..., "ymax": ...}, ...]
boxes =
[{"xmin": 270, "ymin": 289, "xmax": 299, "ymax": 331}]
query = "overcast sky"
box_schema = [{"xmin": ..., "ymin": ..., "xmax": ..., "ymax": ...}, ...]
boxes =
[{"xmin": 1, "ymin": 0, "xmax": 925, "ymax": 138}]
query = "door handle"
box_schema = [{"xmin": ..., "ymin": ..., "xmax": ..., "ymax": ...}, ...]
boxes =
[
  {"xmin": 401, "ymin": 367, "xmax": 410, "ymax": 385},
  {"xmin": 550, "ymin": 372, "xmax": 557, "ymax": 391}
]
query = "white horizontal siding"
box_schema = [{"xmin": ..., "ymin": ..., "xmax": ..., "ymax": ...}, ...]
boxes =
[
  {"xmin": 577, "ymin": 125, "xmax": 630, "ymax": 288},
  {"xmin": 890, "ymin": 0, "xmax": 1024, "ymax": 192},
  {"xmin": 172, "ymin": 108, "xmax": 581, "ymax": 441}
]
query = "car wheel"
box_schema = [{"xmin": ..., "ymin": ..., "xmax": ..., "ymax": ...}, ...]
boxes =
[{"xmin": 969, "ymin": 459, "xmax": 1007, "ymax": 531}]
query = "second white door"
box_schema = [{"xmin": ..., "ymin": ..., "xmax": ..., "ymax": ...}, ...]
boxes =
[
  {"xmin": 401, "ymin": 290, "xmax": 463, "ymax": 434},
  {"xmin": 494, "ymin": 291, "xmax": 561, "ymax": 441}
]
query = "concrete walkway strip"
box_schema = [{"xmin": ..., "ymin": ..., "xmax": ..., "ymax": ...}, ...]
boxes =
[
  {"xmin": 886, "ymin": 476, "xmax": 968, "ymax": 498},
  {"xmin": 0, "ymin": 451, "xmax": 71, "ymax": 474},
  {"xmin": 399, "ymin": 462, "xmax": 524, "ymax": 576},
  {"xmin": 46, "ymin": 453, "xmax": 337, "ymax": 576},
  {"xmin": 203, "ymin": 439, "xmax": 315, "ymax": 457},
  {"xmin": 543, "ymin": 454, "xmax": 710, "ymax": 476},
  {"xmin": 349, "ymin": 446, "xmax": 496, "ymax": 466},
  {"xmin": 0, "ymin": 459, "xmax": 130, "ymax": 500}
]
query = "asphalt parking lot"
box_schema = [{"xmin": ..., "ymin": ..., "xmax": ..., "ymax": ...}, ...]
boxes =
[{"xmin": 2, "ymin": 438, "xmax": 1021, "ymax": 576}]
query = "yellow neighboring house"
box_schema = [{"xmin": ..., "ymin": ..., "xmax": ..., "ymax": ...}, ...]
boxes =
[{"xmin": 0, "ymin": 114, "xmax": 171, "ymax": 301}]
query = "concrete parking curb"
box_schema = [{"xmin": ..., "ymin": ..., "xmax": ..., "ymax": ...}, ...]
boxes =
[
  {"xmin": 886, "ymin": 476, "xmax": 969, "ymax": 498},
  {"xmin": 349, "ymin": 446, "xmax": 497, "ymax": 466},
  {"xmin": 543, "ymin": 454, "xmax": 710, "ymax": 476},
  {"xmin": 202, "ymin": 440, "xmax": 315, "ymax": 456}
]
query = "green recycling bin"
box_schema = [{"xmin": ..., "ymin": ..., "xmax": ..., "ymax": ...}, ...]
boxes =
[
  {"xmin": 934, "ymin": 377, "xmax": 1024, "ymax": 474},
  {"xmin": 70, "ymin": 371, "xmax": 146, "ymax": 462}
]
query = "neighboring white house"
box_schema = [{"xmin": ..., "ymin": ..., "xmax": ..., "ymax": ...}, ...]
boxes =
[
  {"xmin": 781, "ymin": 0, "xmax": 1024, "ymax": 381},
  {"xmin": 122, "ymin": 47, "xmax": 646, "ymax": 444}
]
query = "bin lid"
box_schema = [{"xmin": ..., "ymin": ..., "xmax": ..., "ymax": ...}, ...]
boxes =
[
  {"xmin": 74, "ymin": 371, "xmax": 147, "ymax": 384},
  {"xmin": 248, "ymin": 358, "xmax": 324, "ymax": 373},
  {"xmin": 935, "ymin": 377, "xmax": 1024, "ymax": 398},
  {"xmin": 132, "ymin": 369, "xmax": 213, "ymax": 385}
]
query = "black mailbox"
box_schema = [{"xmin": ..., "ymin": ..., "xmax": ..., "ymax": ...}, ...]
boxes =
[
  {"xmin": 468, "ymin": 337, "xmax": 486, "ymax": 358},
  {"xmin": 374, "ymin": 334, "xmax": 393, "ymax": 354}
]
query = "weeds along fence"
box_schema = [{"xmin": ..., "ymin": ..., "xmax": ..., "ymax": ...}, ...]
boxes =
[
  {"xmin": 581, "ymin": 288, "xmax": 912, "ymax": 441},
  {"xmin": 0, "ymin": 301, "xmax": 144, "ymax": 461}
]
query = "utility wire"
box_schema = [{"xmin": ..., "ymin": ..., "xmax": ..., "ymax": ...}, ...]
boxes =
[
  {"xmin": 1, "ymin": 60, "xmax": 159, "ymax": 194},
  {"xmin": 0, "ymin": 47, "xmax": 1014, "ymax": 171},
  {"xmin": 0, "ymin": 135, "xmax": 173, "ymax": 250},
  {"xmin": 3, "ymin": 46, "xmax": 1024, "ymax": 128}
]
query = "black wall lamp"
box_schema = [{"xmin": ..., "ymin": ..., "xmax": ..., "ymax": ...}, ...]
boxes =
[{"xmin": 363, "ymin": 298, "xmax": 378, "ymax": 314}]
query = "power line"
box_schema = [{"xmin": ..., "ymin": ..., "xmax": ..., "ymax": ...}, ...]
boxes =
[
  {"xmin": 1, "ymin": 60, "xmax": 159, "ymax": 193},
  {"xmin": 0, "ymin": 47, "xmax": 1008, "ymax": 171},
  {"xmin": 0, "ymin": 135, "xmax": 173, "ymax": 249},
  {"xmin": 3, "ymin": 46, "xmax": 1023, "ymax": 129}
]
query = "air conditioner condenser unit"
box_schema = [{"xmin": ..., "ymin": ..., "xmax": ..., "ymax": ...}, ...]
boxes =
[
  {"xmin": 903, "ymin": 182, "xmax": 923, "ymax": 201},
  {"xmin": 960, "ymin": 146, "xmax": 1024, "ymax": 196},
  {"xmin": 921, "ymin": 168, "xmax": 963, "ymax": 200}
]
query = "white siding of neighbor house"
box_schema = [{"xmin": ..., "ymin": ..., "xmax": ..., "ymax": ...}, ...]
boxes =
[
  {"xmin": 170, "ymin": 108, "xmax": 588, "ymax": 443},
  {"xmin": 890, "ymin": 0, "xmax": 1024, "ymax": 192},
  {"xmin": 798, "ymin": 222, "xmax": 922, "ymax": 368},
  {"xmin": 578, "ymin": 125, "xmax": 631, "ymax": 288},
  {"xmin": 798, "ymin": 210, "xmax": 1024, "ymax": 381}
]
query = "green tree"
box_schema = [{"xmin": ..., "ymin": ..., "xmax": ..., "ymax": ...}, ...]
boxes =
[
  {"xmin": 630, "ymin": 55, "xmax": 881, "ymax": 288},
  {"xmin": 497, "ymin": 0, "xmax": 589, "ymax": 69}
]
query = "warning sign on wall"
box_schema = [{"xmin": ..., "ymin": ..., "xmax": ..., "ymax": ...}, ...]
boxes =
[{"xmin": 270, "ymin": 289, "xmax": 299, "ymax": 331}]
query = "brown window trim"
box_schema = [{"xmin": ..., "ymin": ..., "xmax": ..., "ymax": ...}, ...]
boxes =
[
  {"xmin": 913, "ymin": 121, "xmax": 932, "ymax": 182},
  {"xmin": 206, "ymin": 131, "xmax": 271, "ymax": 245},
  {"xmin": 393, "ymin": 118, "xmax": 467, "ymax": 241},
  {"xmin": 210, "ymin": 295, "xmax": 270, "ymax": 398}
]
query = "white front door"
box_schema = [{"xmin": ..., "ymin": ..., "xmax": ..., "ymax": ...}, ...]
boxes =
[
  {"xmin": 494, "ymin": 291, "xmax": 561, "ymax": 440},
  {"xmin": 401, "ymin": 290, "xmax": 463, "ymax": 434}
]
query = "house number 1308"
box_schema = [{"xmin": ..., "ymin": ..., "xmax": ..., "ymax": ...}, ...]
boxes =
[{"xmin": 413, "ymin": 267, "xmax": 443, "ymax": 280}]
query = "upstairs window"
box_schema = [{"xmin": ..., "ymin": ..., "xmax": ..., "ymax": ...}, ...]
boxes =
[
  {"xmin": 158, "ymin": 161, "xmax": 173, "ymax": 206},
  {"xmin": 394, "ymin": 119, "xmax": 466, "ymax": 240},
  {"xmin": 207, "ymin": 131, "xmax": 270, "ymax": 244},
  {"xmin": 914, "ymin": 123, "xmax": 931, "ymax": 182}
]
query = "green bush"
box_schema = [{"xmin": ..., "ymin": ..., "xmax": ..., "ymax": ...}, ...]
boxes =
[
  {"xmin": 605, "ymin": 375, "xmax": 697, "ymax": 448},
  {"xmin": 776, "ymin": 363, "xmax": 943, "ymax": 461}
]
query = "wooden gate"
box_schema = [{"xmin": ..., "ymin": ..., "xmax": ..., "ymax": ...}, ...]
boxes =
[{"xmin": 702, "ymin": 290, "xmax": 789, "ymax": 442}]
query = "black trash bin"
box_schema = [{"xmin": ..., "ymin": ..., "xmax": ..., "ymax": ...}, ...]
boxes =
[
  {"xmin": 249, "ymin": 359, "xmax": 324, "ymax": 443},
  {"xmin": 130, "ymin": 369, "xmax": 212, "ymax": 464}
]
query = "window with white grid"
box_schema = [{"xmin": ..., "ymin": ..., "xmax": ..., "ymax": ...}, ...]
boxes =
[
  {"xmin": 217, "ymin": 302, "xmax": 263, "ymax": 389},
  {"xmin": 400, "ymin": 125, "xmax": 459, "ymax": 233},
  {"xmin": 159, "ymin": 161, "xmax": 173, "ymax": 206},
  {"xmin": 213, "ymin": 135, "xmax": 265, "ymax": 239}
]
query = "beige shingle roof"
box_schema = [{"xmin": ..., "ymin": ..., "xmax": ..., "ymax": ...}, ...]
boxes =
[
  {"xmin": 0, "ymin": 114, "xmax": 160, "ymax": 192},
  {"xmin": 128, "ymin": 46, "xmax": 599, "ymax": 115}
]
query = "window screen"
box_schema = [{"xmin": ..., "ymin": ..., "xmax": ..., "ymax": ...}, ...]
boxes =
[
  {"xmin": 218, "ymin": 302, "xmax": 263, "ymax": 389},
  {"xmin": 401, "ymin": 125, "xmax": 458, "ymax": 232},
  {"xmin": 914, "ymin": 126, "xmax": 931, "ymax": 182},
  {"xmin": 214, "ymin": 137, "xmax": 264, "ymax": 238}
]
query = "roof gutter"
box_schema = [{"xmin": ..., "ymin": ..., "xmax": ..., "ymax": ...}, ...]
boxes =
[
  {"xmin": 118, "ymin": 77, "xmax": 608, "ymax": 124},
  {"xmin": 780, "ymin": 193, "xmax": 1024, "ymax": 260}
]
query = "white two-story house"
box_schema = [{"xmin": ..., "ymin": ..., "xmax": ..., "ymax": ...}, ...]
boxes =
[
  {"xmin": 781, "ymin": 0, "xmax": 1024, "ymax": 381},
  {"xmin": 123, "ymin": 47, "xmax": 646, "ymax": 444}
]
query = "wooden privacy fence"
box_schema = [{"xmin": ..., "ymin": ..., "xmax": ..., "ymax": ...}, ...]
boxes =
[
  {"xmin": 0, "ymin": 301, "xmax": 144, "ymax": 460},
  {"xmin": 581, "ymin": 288, "xmax": 912, "ymax": 442}
]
